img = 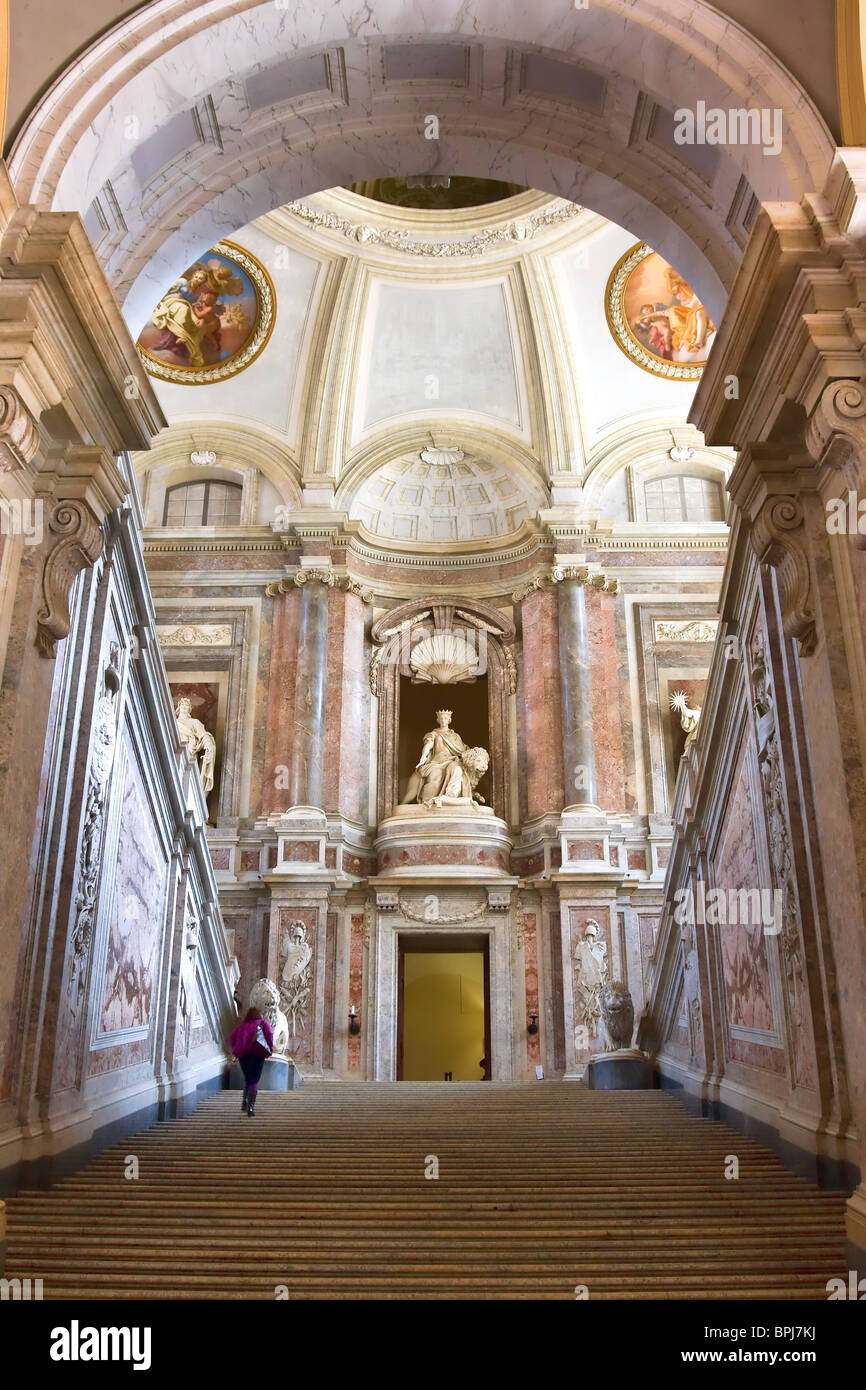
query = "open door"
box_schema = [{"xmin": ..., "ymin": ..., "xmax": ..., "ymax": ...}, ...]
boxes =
[{"xmin": 397, "ymin": 933, "xmax": 490, "ymax": 1081}]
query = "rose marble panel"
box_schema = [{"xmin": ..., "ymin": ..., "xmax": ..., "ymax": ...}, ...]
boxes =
[
  {"xmin": 98, "ymin": 744, "xmax": 168, "ymax": 1037},
  {"xmin": 714, "ymin": 740, "xmax": 780, "ymax": 1067}
]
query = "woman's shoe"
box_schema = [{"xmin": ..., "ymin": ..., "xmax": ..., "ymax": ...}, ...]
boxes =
[
  {"xmin": 241, "ymin": 1090, "xmax": 249, "ymax": 1112},
  {"xmin": 247, "ymin": 1101, "xmax": 255, "ymax": 1116}
]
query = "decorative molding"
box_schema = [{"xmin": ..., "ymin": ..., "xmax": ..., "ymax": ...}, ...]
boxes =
[
  {"xmin": 157, "ymin": 622, "xmax": 233, "ymax": 647},
  {"xmin": 750, "ymin": 494, "xmax": 816, "ymax": 654},
  {"xmin": 396, "ymin": 893, "xmax": 487, "ymax": 925},
  {"xmin": 653, "ymin": 619, "xmax": 719, "ymax": 643},
  {"xmin": 36, "ymin": 499, "xmax": 104, "ymax": 658},
  {"xmin": 419, "ymin": 445, "xmax": 464, "ymax": 467},
  {"xmin": 189, "ymin": 449, "xmax": 217, "ymax": 466},
  {"xmin": 0, "ymin": 386, "xmax": 42, "ymax": 472},
  {"xmin": 512, "ymin": 564, "xmax": 619, "ymax": 603},
  {"xmin": 284, "ymin": 198, "xmax": 582, "ymax": 257},
  {"xmin": 749, "ymin": 631, "xmax": 808, "ymax": 1081},
  {"xmin": 68, "ymin": 643, "xmax": 124, "ymax": 1014}
]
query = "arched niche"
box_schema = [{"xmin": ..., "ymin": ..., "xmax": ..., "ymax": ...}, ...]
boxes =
[{"xmin": 370, "ymin": 597, "xmax": 516, "ymax": 823}]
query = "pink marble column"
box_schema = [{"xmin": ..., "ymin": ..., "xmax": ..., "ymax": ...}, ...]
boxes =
[{"xmin": 521, "ymin": 587, "xmax": 565, "ymax": 818}]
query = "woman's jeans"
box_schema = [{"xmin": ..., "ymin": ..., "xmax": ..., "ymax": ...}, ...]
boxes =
[{"xmin": 239, "ymin": 1052, "xmax": 266, "ymax": 1098}]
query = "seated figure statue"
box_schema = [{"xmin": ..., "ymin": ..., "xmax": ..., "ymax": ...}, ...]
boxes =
[{"xmin": 400, "ymin": 707, "xmax": 489, "ymax": 810}]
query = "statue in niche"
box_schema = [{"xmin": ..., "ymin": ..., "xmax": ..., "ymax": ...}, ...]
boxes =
[
  {"xmin": 426, "ymin": 746, "xmax": 490, "ymax": 808},
  {"xmin": 670, "ymin": 689, "xmax": 702, "ymax": 753},
  {"xmin": 279, "ymin": 922, "xmax": 313, "ymax": 1035},
  {"xmin": 400, "ymin": 708, "xmax": 489, "ymax": 808},
  {"xmin": 175, "ymin": 696, "xmax": 217, "ymax": 795},
  {"xmin": 573, "ymin": 919, "xmax": 608, "ymax": 1038}
]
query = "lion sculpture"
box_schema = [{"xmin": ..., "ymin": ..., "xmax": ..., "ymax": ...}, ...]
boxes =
[
  {"xmin": 248, "ymin": 977, "xmax": 290, "ymax": 1057},
  {"xmin": 425, "ymin": 747, "xmax": 490, "ymax": 808},
  {"xmin": 600, "ymin": 981, "xmax": 635, "ymax": 1052}
]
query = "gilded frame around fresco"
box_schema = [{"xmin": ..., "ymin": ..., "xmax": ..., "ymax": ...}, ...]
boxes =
[
  {"xmin": 604, "ymin": 241, "xmax": 709, "ymax": 382},
  {"xmin": 137, "ymin": 238, "xmax": 276, "ymax": 385}
]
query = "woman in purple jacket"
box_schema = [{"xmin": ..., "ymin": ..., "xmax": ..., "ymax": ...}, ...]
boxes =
[{"xmin": 228, "ymin": 1008, "xmax": 274, "ymax": 1117}]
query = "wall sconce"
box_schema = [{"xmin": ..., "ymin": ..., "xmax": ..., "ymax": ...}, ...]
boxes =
[
  {"xmin": 348, "ymin": 1005, "xmax": 361, "ymax": 1036},
  {"xmin": 527, "ymin": 1012, "xmax": 539, "ymax": 1036}
]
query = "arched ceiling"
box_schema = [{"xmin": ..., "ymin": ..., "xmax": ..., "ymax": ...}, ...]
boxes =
[
  {"xmin": 132, "ymin": 187, "xmax": 733, "ymax": 550},
  {"xmin": 5, "ymin": 0, "xmax": 835, "ymax": 335}
]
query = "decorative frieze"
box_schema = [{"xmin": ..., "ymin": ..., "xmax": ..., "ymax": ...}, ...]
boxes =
[
  {"xmin": 653, "ymin": 619, "xmax": 719, "ymax": 643},
  {"xmin": 285, "ymin": 198, "xmax": 582, "ymax": 258},
  {"xmin": 157, "ymin": 623, "xmax": 233, "ymax": 647}
]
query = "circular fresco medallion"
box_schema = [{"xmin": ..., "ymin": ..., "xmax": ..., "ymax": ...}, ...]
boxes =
[
  {"xmin": 136, "ymin": 240, "xmax": 275, "ymax": 385},
  {"xmin": 605, "ymin": 242, "xmax": 716, "ymax": 381}
]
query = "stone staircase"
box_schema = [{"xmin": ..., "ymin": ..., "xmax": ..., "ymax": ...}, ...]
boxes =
[{"xmin": 3, "ymin": 1082, "xmax": 847, "ymax": 1299}]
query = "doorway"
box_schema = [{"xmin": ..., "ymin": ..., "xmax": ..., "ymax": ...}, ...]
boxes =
[{"xmin": 397, "ymin": 934, "xmax": 491, "ymax": 1081}]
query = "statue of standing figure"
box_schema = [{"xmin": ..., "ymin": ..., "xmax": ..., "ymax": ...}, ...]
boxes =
[
  {"xmin": 400, "ymin": 708, "xmax": 489, "ymax": 808},
  {"xmin": 175, "ymin": 696, "xmax": 217, "ymax": 795},
  {"xmin": 573, "ymin": 919, "xmax": 609, "ymax": 1039}
]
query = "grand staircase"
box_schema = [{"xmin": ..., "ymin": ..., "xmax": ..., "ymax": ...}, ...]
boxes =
[{"xmin": 3, "ymin": 1082, "xmax": 847, "ymax": 1299}]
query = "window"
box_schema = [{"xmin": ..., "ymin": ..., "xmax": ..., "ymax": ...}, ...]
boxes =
[
  {"xmin": 163, "ymin": 481, "xmax": 242, "ymax": 526},
  {"xmin": 644, "ymin": 475, "xmax": 723, "ymax": 523}
]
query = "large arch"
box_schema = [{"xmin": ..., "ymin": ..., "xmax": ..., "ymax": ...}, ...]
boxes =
[{"xmin": 7, "ymin": 0, "xmax": 835, "ymax": 332}]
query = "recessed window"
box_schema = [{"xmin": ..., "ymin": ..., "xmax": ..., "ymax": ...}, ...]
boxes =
[
  {"xmin": 644, "ymin": 475, "xmax": 723, "ymax": 524},
  {"xmin": 163, "ymin": 481, "xmax": 242, "ymax": 527}
]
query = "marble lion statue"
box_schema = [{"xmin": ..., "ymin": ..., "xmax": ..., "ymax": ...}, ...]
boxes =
[
  {"xmin": 600, "ymin": 981, "xmax": 635, "ymax": 1051},
  {"xmin": 248, "ymin": 977, "xmax": 290, "ymax": 1057}
]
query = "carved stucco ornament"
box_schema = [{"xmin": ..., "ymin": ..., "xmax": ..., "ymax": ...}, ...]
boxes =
[
  {"xmin": 0, "ymin": 386, "xmax": 42, "ymax": 472},
  {"xmin": 807, "ymin": 377, "xmax": 866, "ymax": 552},
  {"xmin": 37, "ymin": 499, "xmax": 104, "ymax": 658},
  {"xmin": 750, "ymin": 494, "xmax": 816, "ymax": 654},
  {"xmin": 512, "ymin": 565, "xmax": 618, "ymax": 603}
]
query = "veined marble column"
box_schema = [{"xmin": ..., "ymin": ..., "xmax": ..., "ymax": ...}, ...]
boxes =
[
  {"xmin": 290, "ymin": 578, "xmax": 329, "ymax": 807},
  {"xmin": 558, "ymin": 576, "xmax": 598, "ymax": 810}
]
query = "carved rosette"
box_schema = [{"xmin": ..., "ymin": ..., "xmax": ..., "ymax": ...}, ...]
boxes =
[{"xmin": 37, "ymin": 499, "xmax": 104, "ymax": 658}]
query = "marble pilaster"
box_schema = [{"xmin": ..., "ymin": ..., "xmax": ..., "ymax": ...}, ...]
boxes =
[{"xmin": 558, "ymin": 575, "xmax": 598, "ymax": 810}]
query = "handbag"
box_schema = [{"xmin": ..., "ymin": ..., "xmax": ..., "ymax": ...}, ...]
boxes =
[{"xmin": 253, "ymin": 1023, "xmax": 272, "ymax": 1058}]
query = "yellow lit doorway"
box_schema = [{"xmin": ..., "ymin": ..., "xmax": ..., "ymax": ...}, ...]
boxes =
[{"xmin": 397, "ymin": 935, "xmax": 490, "ymax": 1081}]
